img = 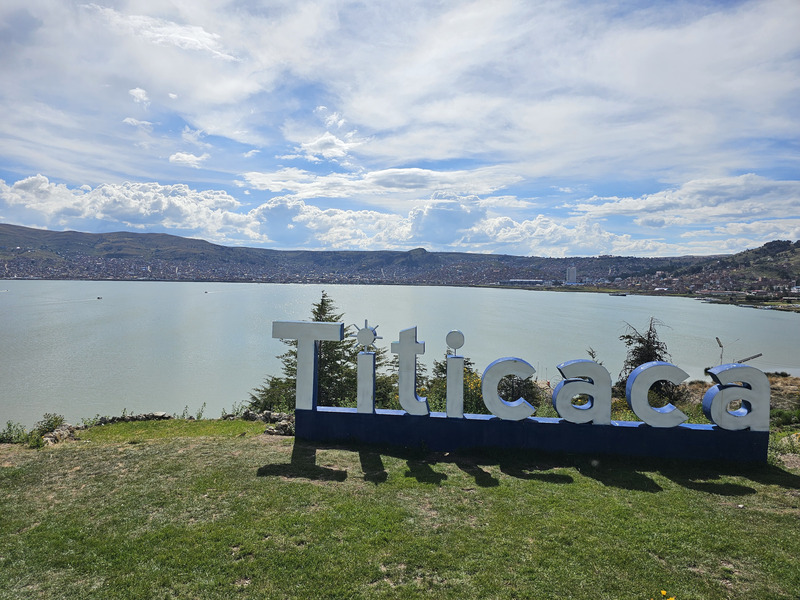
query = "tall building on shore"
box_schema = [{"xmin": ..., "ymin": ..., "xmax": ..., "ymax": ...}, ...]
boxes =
[{"xmin": 566, "ymin": 266, "xmax": 577, "ymax": 284}]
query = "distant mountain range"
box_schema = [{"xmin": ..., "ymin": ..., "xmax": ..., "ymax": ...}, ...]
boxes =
[{"xmin": 1, "ymin": 223, "xmax": 798, "ymax": 290}]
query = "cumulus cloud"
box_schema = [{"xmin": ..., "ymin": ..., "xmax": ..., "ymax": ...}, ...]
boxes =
[
  {"xmin": 235, "ymin": 170, "xmax": 800, "ymax": 254},
  {"xmin": 0, "ymin": 175, "xmax": 252, "ymax": 242},
  {"xmin": 1, "ymin": 175, "xmax": 88, "ymax": 219},
  {"xmin": 243, "ymin": 192, "xmax": 646, "ymax": 256},
  {"xmin": 128, "ymin": 88, "xmax": 149, "ymax": 108},
  {"xmin": 249, "ymin": 197, "xmax": 408, "ymax": 249},
  {"xmin": 408, "ymin": 194, "xmax": 485, "ymax": 245},
  {"xmin": 169, "ymin": 152, "xmax": 210, "ymax": 169},
  {"xmin": 2, "ymin": 173, "xmax": 798, "ymax": 256},
  {"xmin": 300, "ymin": 132, "xmax": 361, "ymax": 162}
]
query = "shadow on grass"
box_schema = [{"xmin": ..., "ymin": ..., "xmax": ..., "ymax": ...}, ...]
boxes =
[
  {"xmin": 256, "ymin": 441, "xmax": 347, "ymax": 481},
  {"xmin": 257, "ymin": 438, "xmax": 800, "ymax": 495},
  {"xmin": 404, "ymin": 460, "xmax": 448, "ymax": 485},
  {"xmin": 358, "ymin": 448, "xmax": 388, "ymax": 484}
]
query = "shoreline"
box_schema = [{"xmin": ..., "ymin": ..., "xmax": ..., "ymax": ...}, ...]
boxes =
[{"xmin": 3, "ymin": 276, "xmax": 799, "ymax": 313}]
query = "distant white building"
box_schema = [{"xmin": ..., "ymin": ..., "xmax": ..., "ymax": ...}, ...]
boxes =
[{"xmin": 566, "ymin": 266, "xmax": 577, "ymax": 284}]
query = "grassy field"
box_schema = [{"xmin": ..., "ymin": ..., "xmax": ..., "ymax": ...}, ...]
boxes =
[{"xmin": 1, "ymin": 419, "xmax": 799, "ymax": 599}]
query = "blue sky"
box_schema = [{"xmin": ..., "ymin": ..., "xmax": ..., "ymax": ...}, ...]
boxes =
[{"xmin": 1, "ymin": 0, "xmax": 798, "ymax": 257}]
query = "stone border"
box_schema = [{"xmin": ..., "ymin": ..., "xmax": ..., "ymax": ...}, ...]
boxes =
[
  {"xmin": 222, "ymin": 409, "xmax": 295, "ymax": 436},
  {"xmin": 38, "ymin": 410, "xmax": 296, "ymax": 446}
]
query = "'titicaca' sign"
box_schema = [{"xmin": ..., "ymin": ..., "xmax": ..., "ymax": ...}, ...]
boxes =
[{"xmin": 273, "ymin": 321, "xmax": 770, "ymax": 462}]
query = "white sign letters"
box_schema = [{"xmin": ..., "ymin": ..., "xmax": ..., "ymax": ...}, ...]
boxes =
[{"xmin": 273, "ymin": 321, "xmax": 770, "ymax": 431}]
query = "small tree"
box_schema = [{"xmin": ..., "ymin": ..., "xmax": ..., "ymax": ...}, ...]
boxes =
[
  {"xmin": 426, "ymin": 353, "xmax": 486, "ymax": 414},
  {"xmin": 615, "ymin": 317, "xmax": 688, "ymax": 405}
]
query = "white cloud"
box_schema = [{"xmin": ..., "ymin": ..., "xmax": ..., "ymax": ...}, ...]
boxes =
[
  {"xmin": 181, "ymin": 126, "xmax": 211, "ymax": 148},
  {"xmin": 2, "ymin": 173, "xmax": 798, "ymax": 256},
  {"xmin": 249, "ymin": 197, "xmax": 409, "ymax": 249},
  {"xmin": 128, "ymin": 87, "xmax": 149, "ymax": 108},
  {"xmin": 241, "ymin": 165, "xmax": 522, "ymax": 211},
  {"xmin": 408, "ymin": 195, "xmax": 485, "ymax": 245},
  {"xmin": 122, "ymin": 117, "xmax": 153, "ymax": 132},
  {"xmin": 0, "ymin": 175, "xmax": 252, "ymax": 243},
  {"xmin": 314, "ymin": 106, "xmax": 346, "ymax": 130},
  {"xmin": 477, "ymin": 196, "xmax": 537, "ymax": 210},
  {"xmin": 169, "ymin": 152, "xmax": 210, "ymax": 169},
  {"xmin": 300, "ymin": 132, "xmax": 361, "ymax": 162},
  {"xmin": 569, "ymin": 174, "xmax": 800, "ymax": 224},
  {"xmin": 1, "ymin": 1, "xmax": 798, "ymax": 256},
  {"xmin": 242, "ymin": 168, "xmax": 322, "ymax": 194},
  {"xmin": 86, "ymin": 4, "xmax": 238, "ymax": 62}
]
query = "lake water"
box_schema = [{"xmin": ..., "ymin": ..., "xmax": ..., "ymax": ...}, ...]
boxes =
[{"xmin": 1, "ymin": 280, "xmax": 797, "ymax": 427}]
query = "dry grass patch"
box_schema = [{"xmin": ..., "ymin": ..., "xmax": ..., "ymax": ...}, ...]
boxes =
[{"xmin": 769, "ymin": 375, "xmax": 800, "ymax": 410}]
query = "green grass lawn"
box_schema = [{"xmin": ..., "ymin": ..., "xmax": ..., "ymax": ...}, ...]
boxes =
[{"xmin": 1, "ymin": 420, "xmax": 799, "ymax": 599}]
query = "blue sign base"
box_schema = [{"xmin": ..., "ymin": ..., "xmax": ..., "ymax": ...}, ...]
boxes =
[{"xmin": 295, "ymin": 408, "xmax": 769, "ymax": 462}]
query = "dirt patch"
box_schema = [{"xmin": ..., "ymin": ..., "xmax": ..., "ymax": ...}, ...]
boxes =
[
  {"xmin": 683, "ymin": 374, "xmax": 800, "ymax": 410},
  {"xmin": 769, "ymin": 375, "xmax": 800, "ymax": 410},
  {"xmin": 0, "ymin": 444, "xmax": 26, "ymax": 467},
  {"xmin": 779, "ymin": 453, "xmax": 800, "ymax": 471},
  {"xmin": 684, "ymin": 380, "xmax": 710, "ymax": 404}
]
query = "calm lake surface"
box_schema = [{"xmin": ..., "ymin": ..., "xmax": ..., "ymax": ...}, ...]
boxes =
[{"xmin": 1, "ymin": 280, "xmax": 798, "ymax": 426}]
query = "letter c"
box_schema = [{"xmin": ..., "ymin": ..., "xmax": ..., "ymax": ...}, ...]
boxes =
[
  {"xmin": 625, "ymin": 361, "xmax": 688, "ymax": 427},
  {"xmin": 481, "ymin": 358, "xmax": 536, "ymax": 421}
]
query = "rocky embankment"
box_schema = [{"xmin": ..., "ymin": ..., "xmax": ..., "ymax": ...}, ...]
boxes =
[
  {"xmin": 221, "ymin": 409, "xmax": 295, "ymax": 436},
  {"xmin": 41, "ymin": 410, "xmax": 295, "ymax": 446}
]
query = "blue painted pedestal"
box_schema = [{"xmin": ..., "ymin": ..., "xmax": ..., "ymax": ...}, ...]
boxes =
[{"xmin": 295, "ymin": 408, "xmax": 769, "ymax": 462}]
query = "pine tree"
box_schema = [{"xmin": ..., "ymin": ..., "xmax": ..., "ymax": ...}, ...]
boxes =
[
  {"xmin": 615, "ymin": 317, "xmax": 688, "ymax": 405},
  {"xmin": 310, "ymin": 291, "xmax": 358, "ymax": 406},
  {"xmin": 249, "ymin": 291, "xmax": 359, "ymax": 411}
]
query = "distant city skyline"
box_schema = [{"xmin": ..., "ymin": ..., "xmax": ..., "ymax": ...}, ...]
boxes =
[{"xmin": 1, "ymin": 1, "xmax": 798, "ymax": 257}]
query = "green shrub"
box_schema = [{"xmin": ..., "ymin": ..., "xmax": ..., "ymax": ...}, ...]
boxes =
[
  {"xmin": 771, "ymin": 408, "xmax": 800, "ymax": 428},
  {"xmin": 32, "ymin": 413, "xmax": 65, "ymax": 436},
  {"xmin": 248, "ymin": 376, "xmax": 295, "ymax": 413},
  {"xmin": 0, "ymin": 421, "xmax": 28, "ymax": 444},
  {"xmin": 79, "ymin": 414, "xmax": 103, "ymax": 428},
  {"xmin": 26, "ymin": 432, "xmax": 44, "ymax": 449},
  {"xmin": 781, "ymin": 433, "xmax": 800, "ymax": 454}
]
